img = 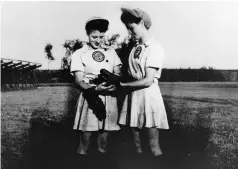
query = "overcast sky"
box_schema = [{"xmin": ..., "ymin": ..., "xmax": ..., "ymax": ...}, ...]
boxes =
[{"xmin": 2, "ymin": 1, "xmax": 238, "ymax": 69}]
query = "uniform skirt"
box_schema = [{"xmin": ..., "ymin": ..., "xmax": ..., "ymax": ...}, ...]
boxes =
[
  {"xmin": 119, "ymin": 82, "xmax": 169, "ymax": 129},
  {"xmin": 73, "ymin": 93, "xmax": 120, "ymax": 131}
]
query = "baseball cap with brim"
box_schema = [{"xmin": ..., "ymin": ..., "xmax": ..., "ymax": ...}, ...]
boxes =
[
  {"xmin": 121, "ymin": 7, "xmax": 152, "ymax": 29},
  {"xmin": 85, "ymin": 16, "xmax": 109, "ymax": 27}
]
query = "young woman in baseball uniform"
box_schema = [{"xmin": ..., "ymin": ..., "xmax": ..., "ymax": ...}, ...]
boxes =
[
  {"xmin": 118, "ymin": 7, "xmax": 169, "ymax": 156},
  {"xmin": 70, "ymin": 17, "xmax": 122, "ymax": 155}
]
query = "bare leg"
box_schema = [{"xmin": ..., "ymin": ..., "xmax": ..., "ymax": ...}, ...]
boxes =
[
  {"xmin": 132, "ymin": 128, "xmax": 142, "ymax": 153},
  {"xmin": 148, "ymin": 128, "xmax": 163, "ymax": 156},
  {"xmin": 97, "ymin": 131, "xmax": 109, "ymax": 153},
  {"xmin": 77, "ymin": 131, "xmax": 92, "ymax": 155}
]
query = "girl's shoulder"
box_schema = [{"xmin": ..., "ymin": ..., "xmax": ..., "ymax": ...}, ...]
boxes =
[
  {"xmin": 100, "ymin": 44, "xmax": 115, "ymax": 52},
  {"xmin": 101, "ymin": 46, "xmax": 118, "ymax": 56},
  {"xmin": 147, "ymin": 38, "xmax": 164, "ymax": 54},
  {"xmin": 71, "ymin": 45, "xmax": 90, "ymax": 59},
  {"xmin": 74, "ymin": 45, "xmax": 89, "ymax": 53},
  {"xmin": 146, "ymin": 37, "xmax": 162, "ymax": 48}
]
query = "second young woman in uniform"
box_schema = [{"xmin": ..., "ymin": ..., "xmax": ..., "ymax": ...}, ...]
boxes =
[{"xmin": 118, "ymin": 7, "xmax": 169, "ymax": 157}]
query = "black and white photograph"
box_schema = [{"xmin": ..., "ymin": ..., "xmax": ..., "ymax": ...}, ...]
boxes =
[{"xmin": 1, "ymin": 1, "xmax": 238, "ymax": 169}]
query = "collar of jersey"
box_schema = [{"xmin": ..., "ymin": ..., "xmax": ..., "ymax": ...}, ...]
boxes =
[
  {"xmin": 144, "ymin": 36, "xmax": 154, "ymax": 47},
  {"xmin": 85, "ymin": 43, "xmax": 109, "ymax": 51},
  {"xmin": 135, "ymin": 36, "xmax": 154, "ymax": 48}
]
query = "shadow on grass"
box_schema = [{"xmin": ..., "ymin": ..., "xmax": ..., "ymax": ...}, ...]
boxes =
[
  {"xmin": 16, "ymin": 115, "xmax": 79, "ymax": 169},
  {"xmin": 158, "ymin": 101, "xmax": 219, "ymax": 169},
  {"xmin": 13, "ymin": 86, "xmax": 81, "ymax": 169},
  {"xmin": 14, "ymin": 97, "xmax": 220, "ymax": 169}
]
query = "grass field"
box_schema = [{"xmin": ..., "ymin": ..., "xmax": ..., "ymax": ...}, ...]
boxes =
[{"xmin": 1, "ymin": 82, "xmax": 238, "ymax": 169}]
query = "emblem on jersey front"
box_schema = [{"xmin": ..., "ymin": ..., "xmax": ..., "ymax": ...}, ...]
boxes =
[
  {"xmin": 134, "ymin": 46, "xmax": 142, "ymax": 59},
  {"xmin": 92, "ymin": 51, "xmax": 105, "ymax": 62}
]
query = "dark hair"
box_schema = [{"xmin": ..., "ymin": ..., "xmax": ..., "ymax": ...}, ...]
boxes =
[
  {"xmin": 121, "ymin": 12, "xmax": 141, "ymax": 26},
  {"xmin": 85, "ymin": 19, "xmax": 109, "ymax": 35}
]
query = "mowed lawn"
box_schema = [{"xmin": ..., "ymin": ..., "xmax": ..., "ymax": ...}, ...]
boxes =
[{"xmin": 1, "ymin": 82, "xmax": 238, "ymax": 169}]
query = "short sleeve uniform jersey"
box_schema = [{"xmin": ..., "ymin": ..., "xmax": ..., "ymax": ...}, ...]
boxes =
[
  {"xmin": 70, "ymin": 44, "xmax": 122, "ymax": 131},
  {"xmin": 119, "ymin": 37, "xmax": 169, "ymax": 129},
  {"xmin": 71, "ymin": 45, "xmax": 122, "ymax": 83}
]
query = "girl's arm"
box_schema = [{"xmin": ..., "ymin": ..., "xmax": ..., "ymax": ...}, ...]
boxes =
[
  {"xmin": 74, "ymin": 71, "xmax": 94, "ymax": 90},
  {"xmin": 120, "ymin": 67, "xmax": 158, "ymax": 90},
  {"xmin": 113, "ymin": 65, "xmax": 123, "ymax": 76}
]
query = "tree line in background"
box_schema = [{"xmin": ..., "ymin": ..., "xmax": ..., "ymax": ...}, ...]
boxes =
[
  {"xmin": 40, "ymin": 35, "xmax": 237, "ymax": 83},
  {"xmin": 34, "ymin": 68, "xmax": 238, "ymax": 83},
  {"xmin": 160, "ymin": 67, "xmax": 229, "ymax": 82}
]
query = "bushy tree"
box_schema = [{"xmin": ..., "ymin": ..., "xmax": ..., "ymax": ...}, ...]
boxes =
[
  {"xmin": 44, "ymin": 43, "xmax": 55, "ymax": 70},
  {"xmin": 105, "ymin": 34, "xmax": 121, "ymax": 48},
  {"xmin": 61, "ymin": 39, "xmax": 85, "ymax": 70}
]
